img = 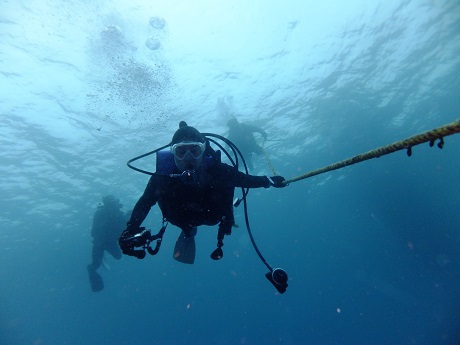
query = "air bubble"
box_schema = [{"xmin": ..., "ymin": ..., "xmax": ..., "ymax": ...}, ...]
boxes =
[
  {"xmin": 145, "ymin": 38, "xmax": 161, "ymax": 50},
  {"xmin": 149, "ymin": 16, "xmax": 166, "ymax": 29}
]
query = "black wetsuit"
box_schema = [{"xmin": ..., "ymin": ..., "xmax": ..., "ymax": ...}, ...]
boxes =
[{"xmin": 126, "ymin": 157, "xmax": 270, "ymax": 235}]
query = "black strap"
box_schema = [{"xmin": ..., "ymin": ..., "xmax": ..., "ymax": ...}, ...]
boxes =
[{"xmin": 146, "ymin": 221, "xmax": 168, "ymax": 256}]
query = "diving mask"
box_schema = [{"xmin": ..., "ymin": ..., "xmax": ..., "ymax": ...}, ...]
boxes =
[{"xmin": 171, "ymin": 141, "xmax": 206, "ymax": 161}]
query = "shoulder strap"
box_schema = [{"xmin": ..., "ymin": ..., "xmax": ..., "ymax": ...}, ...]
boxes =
[{"xmin": 205, "ymin": 144, "xmax": 221, "ymax": 163}]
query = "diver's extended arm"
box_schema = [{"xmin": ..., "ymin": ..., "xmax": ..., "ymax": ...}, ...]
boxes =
[
  {"xmin": 245, "ymin": 124, "xmax": 267, "ymax": 140},
  {"xmin": 125, "ymin": 176, "xmax": 158, "ymax": 235}
]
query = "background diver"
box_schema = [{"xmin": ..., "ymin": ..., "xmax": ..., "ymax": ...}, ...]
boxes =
[
  {"xmin": 87, "ymin": 195, "xmax": 127, "ymax": 292},
  {"xmin": 226, "ymin": 117, "xmax": 268, "ymax": 171}
]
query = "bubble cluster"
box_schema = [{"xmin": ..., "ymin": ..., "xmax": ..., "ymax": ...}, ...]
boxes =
[{"xmin": 86, "ymin": 18, "xmax": 173, "ymax": 130}]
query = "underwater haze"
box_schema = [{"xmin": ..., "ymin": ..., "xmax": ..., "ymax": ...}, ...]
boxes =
[{"xmin": 1, "ymin": 0, "xmax": 460, "ymax": 344}]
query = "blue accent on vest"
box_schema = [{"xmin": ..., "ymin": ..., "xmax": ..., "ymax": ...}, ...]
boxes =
[{"xmin": 156, "ymin": 150, "xmax": 178, "ymax": 175}]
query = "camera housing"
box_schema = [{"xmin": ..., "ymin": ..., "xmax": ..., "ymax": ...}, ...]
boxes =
[{"xmin": 265, "ymin": 268, "xmax": 288, "ymax": 294}]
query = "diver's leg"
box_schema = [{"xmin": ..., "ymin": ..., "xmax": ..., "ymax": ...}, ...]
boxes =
[
  {"xmin": 87, "ymin": 242, "xmax": 104, "ymax": 292},
  {"xmin": 89, "ymin": 242, "xmax": 104, "ymax": 270},
  {"xmin": 253, "ymin": 145, "xmax": 264, "ymax": 155},
  {"xmin": 173, "ymin": 226, "xmax": 197, "ymax": 264},
  {"xmin": 105, "ymin": 241, "xmax": 122, "ymax": 260}
]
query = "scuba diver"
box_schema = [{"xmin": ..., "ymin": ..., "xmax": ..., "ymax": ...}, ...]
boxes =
[
  {"xmin": 119, "ymin": 121, "xmax": 289, "ymax": 293},
  {"xmin": 87, "ymin": 195, "xmax": 126, "ymax": 292},
  {"xmin": 226, "ymin": 117, "xmax": 267, "ymax": 171}
]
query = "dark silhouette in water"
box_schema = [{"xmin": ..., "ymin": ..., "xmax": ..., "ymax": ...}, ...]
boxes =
[
  {"xmin": 226, "ymin": 117, "xmax": 267, "ymax": 170},
  {"xmin": 87, "ymin": 195, "xmax": 126, "ymax": 292}
]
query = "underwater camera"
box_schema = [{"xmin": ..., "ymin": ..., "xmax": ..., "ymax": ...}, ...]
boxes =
[{"xmin": 265, "ymin": 268, "xmax": 288, "ymax": 294}]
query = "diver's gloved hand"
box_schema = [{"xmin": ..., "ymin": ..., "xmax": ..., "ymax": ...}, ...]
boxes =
[
  {"xmin": 268, "ymin": 176, "xmax": 287, "ymax": 188},
  {"xmin": 119, "ymin": 229, "xmax": 149, "ymax": 259}
]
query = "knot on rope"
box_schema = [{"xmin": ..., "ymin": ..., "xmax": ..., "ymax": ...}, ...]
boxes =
[
  {"xmin": 406, "ymin": 146, "xmax": 412, "ymax": 157},
  {"xmin": 430, "ymin": 137, "xmax": 444, "ymax": 149}
]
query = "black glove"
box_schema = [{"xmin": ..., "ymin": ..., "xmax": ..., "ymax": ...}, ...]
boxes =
[
  {"xmin": 119, "ymin": 229, "xmax": 150, "ymax": 259},
  {"xmin": 268, "ymin": 175, "xmax": 287, "ymax": 188}
]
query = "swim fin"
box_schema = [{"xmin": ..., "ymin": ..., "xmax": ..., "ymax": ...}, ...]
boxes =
[
  {"xmin": 87, "ymin": 265, "xmax": 104, "ymax": 292},
  {"xmin": 173, "ymin": 230, "xmax": 196, "ymax": 264}
]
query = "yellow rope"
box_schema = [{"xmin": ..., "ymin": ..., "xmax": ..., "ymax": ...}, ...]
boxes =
[
  {"xmin": 285, "ymin": 118, "xmax": 460, "ymax": 185},
  {"xmin": 261, "ymin": 141, "xmax": 278, "ymax": 175}
]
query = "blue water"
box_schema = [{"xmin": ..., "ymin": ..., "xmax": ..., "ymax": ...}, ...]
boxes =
[{"xmin": 1, "ymin": 0, "xmax": 459, "ymax": 344}]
